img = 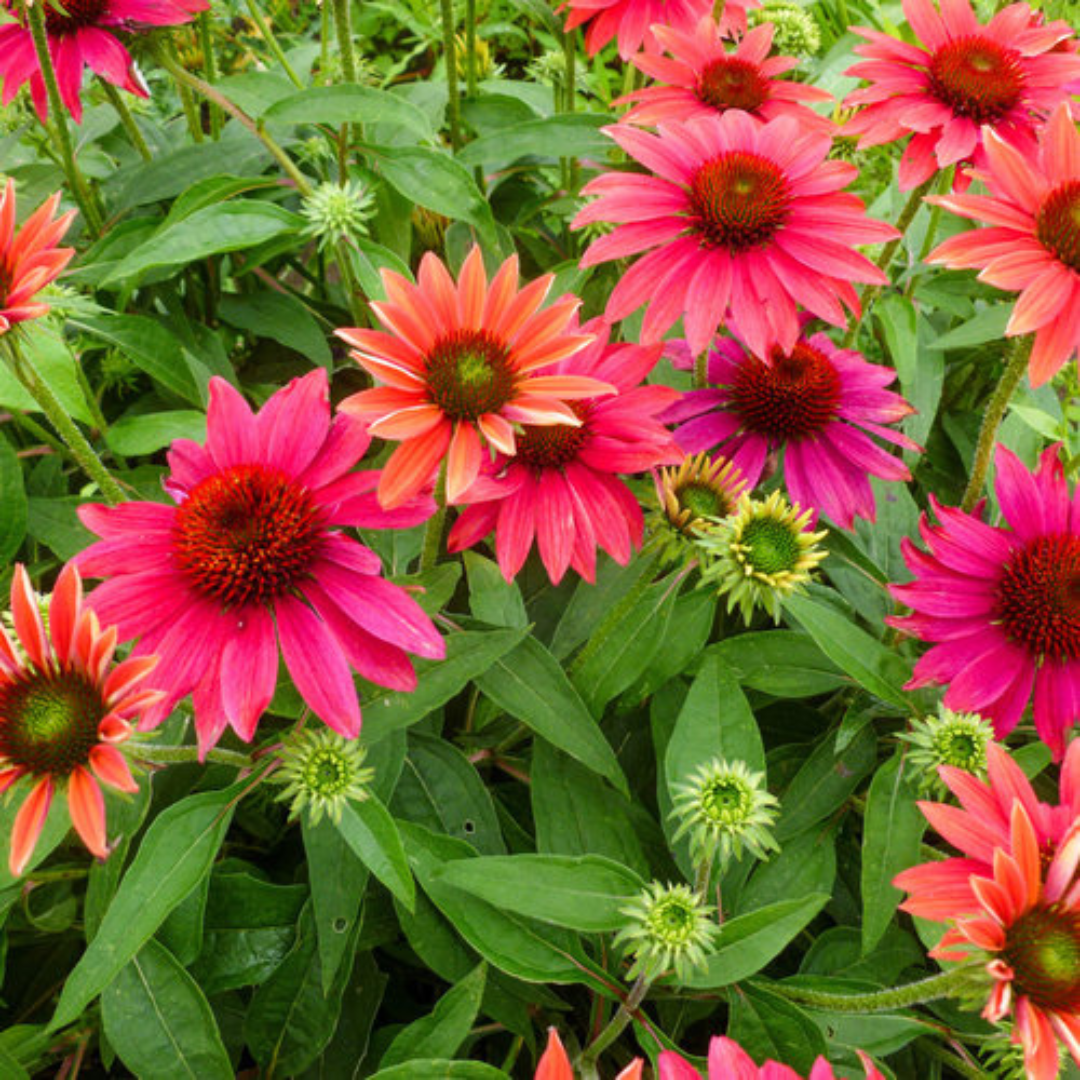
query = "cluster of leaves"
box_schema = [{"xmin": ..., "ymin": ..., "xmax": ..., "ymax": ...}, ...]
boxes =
[{"xmin": 0, "ymin": 0, "xmax": 1078, "ymax": 1075}]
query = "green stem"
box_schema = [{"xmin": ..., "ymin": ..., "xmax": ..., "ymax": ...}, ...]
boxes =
[
  {"xmin": 198, "ymin": 11, "xmax": 222, "ymax": 138},
  {"xmin": 918, "ymin": 1040, "xmax": 987, "ymax": 1080},
  {"xmin": 420, "ymin": 464, "xmax": 448, "ymax": 573},
  {"xmin": 769, "ymin": 963, "xmax": 983, "ymax": 1013},
  {"xmin": 577, "ymin": 975, "xmax": 650, "ymax": 1072},
  {"xmin": 167, "ymin": 37, "xmax": 206, "ymax": 144},
  {"xmin": 568, "ymin": 556, "xmax": 658, "ymax": 677},
  {"xmin": 2, "ymin": 408, "xmax": 66, "ymax": 455},
  {"xmin": 99, "ymin": 80, "xmax": 152, "ymax": 161},
  {"xmin": 332, "ymin": 0, "xmax": 359, "ymax": 83},
  {"xmin": 843, "ymin": 174, "xmax": 936, "ymax": 348},
  {"xmin": 2, "ymin": 335, "xmax": 125, "ymax": 505},
  {"xmin": 333, "ymin": 239, "xmax": 366, "ymax": 325},
  {"xmin": 319, "ymin": 0, "xmax": 331, "ymax": 83},
  {"xmin": 960, "ymin": 334, "xmax": 1033, "ymax": 512},
  {"xmin": 560, "ymin": 30, "xmax": 578, "ymax": 193},
  {"xmin": 439, "ymin": 0, "xmax": 462, "ymax": 150},
  {"xmin": 464, "ymin": 0, "xmax": 478, "ymax": 97},
  {"xmin": 24, "ymin": 0, "xmax": 103, "ymax": 235},
  {"xmin": 137, "ymin": 743, "xmax": 253, "ymax": 768},
  {"xmin": 693, "ymin": 852, "xmax": 715, "ymax": 897},
  {"xmin": 245, "ymin": 0, "xmax": 304, "ymax": 89},
  {"xmin": 694, "ymin": 350, "xmax": 709, "ymax": 389},
  {"xmin": 155, "ymin": 45, "xmax": 312, "ymax": 196}
]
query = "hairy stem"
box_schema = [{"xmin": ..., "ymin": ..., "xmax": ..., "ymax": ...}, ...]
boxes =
[
  {"xmin": 578, "ymin": 975, "xmax": 651, "ymax": 1072},
  {"xmin": 769, "ymin": 963, "xmax": 983, "ymax": 1013},
  {"xmin": 246, "ymin": 0, "xmax": 304, "ymax": 89},
  {"xmin": 960, "ymin": 334, "xmax": 1034, "ymax": 512},
  {"xmin": 439, "ymin": 0, "xmax": 462, "ymax": 150},
  {"xmin": 99, "ymin": 80, "xmax": 152, "ymax": 161},
  {"xmin": 197, "ymin": 10, "xmax": 223, "ymax": 137}
]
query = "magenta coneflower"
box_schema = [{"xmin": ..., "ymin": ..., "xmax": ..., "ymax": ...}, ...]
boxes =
[
  {"xmin": 926, "ymin": 104, "xmax": 1080, "ymax": 386},
  {"xmin": 559, "ymin": 0, "xmax": 710, "ymax": 61},
  {"xmin": 664, "ymin": 328, "xmax": 917, "ymax": 527},
  {"xmin": 659, "ymin": 1036, "xmax": 885, "ymax": 1080},
  {"xmin": 337, "ymin": 247, "xmax": 611, "ymax": 509},
  {"xmin": 0, "ymin": 565, "xmax": 160, "ymax": 876},
  {"xmin": 447, "ymin": 320, "xmax": 681, "ymax": 584},
  {"xmin": 619, "ymin": 19, "xmax": 833, "ymax": 132},
  {"xmin": 890, "ymin": 444, "xmax": 1080, "ymax": 758},
  {"xmin": 0, "ymin": 0, "xmax": 209, "ymax": 123},
  {"xmin": 76, "ymin": 370, "xmax": 445, "ymax": 757},
  {"xmin": 901, "ymin": 802, "xmax": 1080, "ymax": 1080},
  {"xmin": 842, "ymin": 0, "xmax": 1080, "ymax": 191},
  {"xmin": 573, "ymin": 112, "xmax": 897, "ymax": 358}
]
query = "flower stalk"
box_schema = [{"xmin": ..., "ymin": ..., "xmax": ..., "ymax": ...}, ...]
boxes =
[
  {"xmin": 99, "ymin": 80, "xmax": 152, "ymax": 161},
  {"xmin": 577, "ymin": 974, "xmax": 651, "ymax": 1074},
  {"xmin": 439, "ymin": 0, "xmax": 462, "ymax": 149},
  {"xmin": 961, "ymin": 334, "xmax": 1034, "ymax": 512}
]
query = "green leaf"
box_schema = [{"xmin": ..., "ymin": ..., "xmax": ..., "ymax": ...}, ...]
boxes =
[
  {"xmin": 728, "ymin": 982, "xmax": 827, "ymax": 1074},
  {"xmin": 711, "ymin": 632, "xmax": 844, "ymax": 698},
  {"xmin": 106, "ymin": 410, "xmax": 206, "ymax": 456},
  {"xmin": 402, "ymin": 823, "xmax": 606, "ymax": 989},
  {"xmin": 105, "ymin": 202, "xmax": 304, "ymax": 285},
  {"xmin": 861, "ymin": 751, "xmax": 926, "ymax": 954},
  {"xmin": 380, "ymin": 963, "xmax": 487, "ymax": 1068},
  {"xmin": 531, "ymin": 740, "xmax": 649, "ymax": 878},
  {"xmin": 362, "ymin": 627, "xmax": 527, "ymax": 745},
  {"xmin": 929, "ymin": 303, "xmax": 1011, "ymax": 350},
  {"xmin": 572, "ymin": 572, "xmax": 680, "ymax": 714},
  {"xmin": 102, "ymin": 939, "xmax": 232, "ymax": 1080},
  {"xmin": 683, "ymin": 894, "xmax": 829, "ymax": 988},
  {"xmin": 437, "ymin": 855, "xmax": 643, "ymax": 932},
  {"xmin": 264, "ymin": 84, "xmax": 433, "ymax": 139},
  {"xmin": 244, "ymin": 904, "xmax": 353, "ymax": 1076},
  {"xmin": 334, "ymin": 796, "xmax": 415, "ymax": 911},
  {"xmin": 395, "ymin": 733, "xmax": 506, "ymax": 855},
  {"xmin": 50, "ymin": 783, "xmax": 241, "ymax": 1029},
  {"xmin": 374, "ymin": 147, "xmax": 497, "ymax": 248},
  {"xmin": 738, "ymin": 826, "xmax": 836, "ymax": 915},
  {"xmin": 303, "ymin": 816, "xmax": 369, "ymax": 995},
  {"xmin": 70, "ymin": 314, "xmax": 202, "ymax": 404},
  {"xmin": 26, "ymin": 496, "xmax": 95, "ymax": 561},
  {"xmin": 464, "ymin": 552, "xmax": 527, "ymax": 628},
  {"xmin": 475, "ymin": 636, "xmax": 627, "ymax": 795},
  {"xmin": 784, "ymin": 594, "xmax": 912, "ymax": 710},
  {"xmin": 0, "ymin": 434, "xmax": 27, "ymax": 564},
  {"xmin": 457, "ymin": 114, "xmax": 611, "ymax": 167},
  {"xmin": 776, "ymin": 722, "xmax": 878, "ymax": 842},
  {"xmin": 218, "ymin": 292, "xmax": 333, "ymax": 369},
  {"xmin": 666, "ymin": 654, "xmax": 766, "ymax": 813},
  {"xmin": 370, "ymin": 1064, "xmax": 508, "ymax": 1079},
  {"xmin": 0, "ymin": 322, "xmax": 92, "ymax": 423}
]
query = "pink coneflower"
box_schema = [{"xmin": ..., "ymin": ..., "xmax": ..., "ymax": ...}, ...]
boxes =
[
  {"xmin": 573, "ymin": 112, "xmax": 897, "ymax": 359},
  {"xmin": 0, "ymin": 180, "xmax": 74, "ymax": 335},
  {"xmin": 902, "ymin": 802, "xmax": 1080, "ymax": 1080},
  {"xmin": 842, "ymin": 0, "xmax": 1080, "ymax": 191},
  {"xmin": 889, "ymin": 444, "xmax": 1080, "ymax": 758},
  {"xmin": 664, "ymin": 328, "xmax": 917, "ymax": 527},
  {"xmin": 0, "ymin": 0, "xmax": 209, "ymax": 123},
  {"xmin": 0, "ymin": 564, "xmax": 160, "ymax": 876},
  {"xmin": 619, "ymin": 19, "xmax": 833, "ymax": 132},
  {"xmin": 559, "ymin": 0, "xmax": 710, "ymax": 61},
  {"xmin": 659, "ymin": 1035, "xmax": 884, "ymax": 1080},
  {"xmin": 447, "ymin": 320, "xmax": 681, "ymax": 584},
  {"xmin": 925, "ymin": 104, "xmax": 1080, "ymax": 386},
  {"xmin": 76, "ymin": 369, "xmax": 445, "ymax": 757},
  {"xmin": 895, "ymin": 739, "xmax": 1080, "ymax": 921},
  {"xmin": 336, "ymin": 247, "xmax": 611, "ymax": 509}
]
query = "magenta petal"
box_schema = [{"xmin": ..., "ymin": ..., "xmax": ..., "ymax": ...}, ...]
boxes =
[
  {"xmin": 256, "ymin": 369, "xmax": 330, "ymax": 476},
  {"xmin": 205, "ymin": 378, "xmax": 258, "ymax": 470},
  {"xmin": 220, "ymin": 605, "xmax": 278, "ymax": 742},
  {"xmin": 275, "ymin": 594, "xmax": 361, "ymax": 738}
]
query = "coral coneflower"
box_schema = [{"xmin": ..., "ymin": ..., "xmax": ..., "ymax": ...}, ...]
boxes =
[
  {"xmin": 665, "ymin": 328, "xmax": 918, "ymax": 528},
  {"xmin": 76, "ymin": 369, "xmax": 445, "ymax": 757},
  {"xmin": 0, "ymin": 0, "xmax": 209, "ymax": 123},
  {"xmin": 904, "ymin": 802, "xmax": 1080, "ymax": 1080},
  {"xmin": 447, "ymin": 320, "xmax": 680, "ymax": 584},
  {"xmin": 619, "ymin": 19, "xmax": 832, "ymax": 132},
  {"xmin": 0, "ymin": 180, "xmax": 75, "ymax": 335},
  {"xmin": 926, "ymin": 104, "xmax": 1080, "ymax": 386},
  {"xmin": 534, "ymin": 1029, "xmax": 643, "ymax": 1079},
  {"xmin": 0, "ymin": 564, "xmax": 160, "ymax": 876},
  {"xmin": 336, "ymin": 247, "xmax": 611, "ymax": 509},
  {"xmin": 558, "ymin": 0, "xmax": 710, "ymax": 61},
  {"xmin": 659, "ymin": 1036, "xmax": 885, "ymax": 1080},
  {"xmin": 890, "ymin": 444, "xmax": 1080, "ymax": 758},
  {"xmin": 895, "ymin": 739, "xmax": 1079, "ymax": 924},
  {"xmin": 842, "ymin": 0, "xmax": 1080, "ymax": 191},
  {"xmin": 574, "ymin": 112, "xmax": 897, "ymax": 358}
]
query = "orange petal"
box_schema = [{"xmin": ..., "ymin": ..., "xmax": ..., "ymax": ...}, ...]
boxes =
[
  {"xmin": 445, "ymin": 423, "xmax": 483, "ymax": 505},
  {"xmin": 369, "ymin": 404, "xmax": 447, "ymax": 440},
  {"xmin": 615, "ymin": 1061, "xmax": 644, "ymax": 1080},
  {"xmin": 103, "ymin": 654, "xmax": 158, "ymax": 704},
  {"xmin": 482, "ymin": 254, "xmax": 520, "ymax": 328},
  {"xmin": 9, "ymin": 777, "xmax": 53, "ymax": 877},
  {"xmin": 48, "ymin": 563, "xmax": 81, "ymax": 666},
  {"xmin": 535, "ymin": 1029, "xmax": 573, "ymax": 1080},
  {"xmin": 11, "ymin": 565, "xmax": 48, "ymax": 669},
  {"xmin": 457, "ymin": 245, "xmax": 487, "ymax": 329},
  {"xmin": 68, "ymin": 766, "xmax": 108, "ymax": 860},
  {"xmin": 1009, "ymin": 801, "xmax": 1041, "ymax": 910},
  {"xmin": 478, "ymin": 412, "xmax": 516, "ymax": 455},
  {"xmin": 89, "ymin": 745, "xmax": 139, "ymax": 794},
  {"xmin": 377, "ymin": 425, "xmax": 452, "ymax": 510}
]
